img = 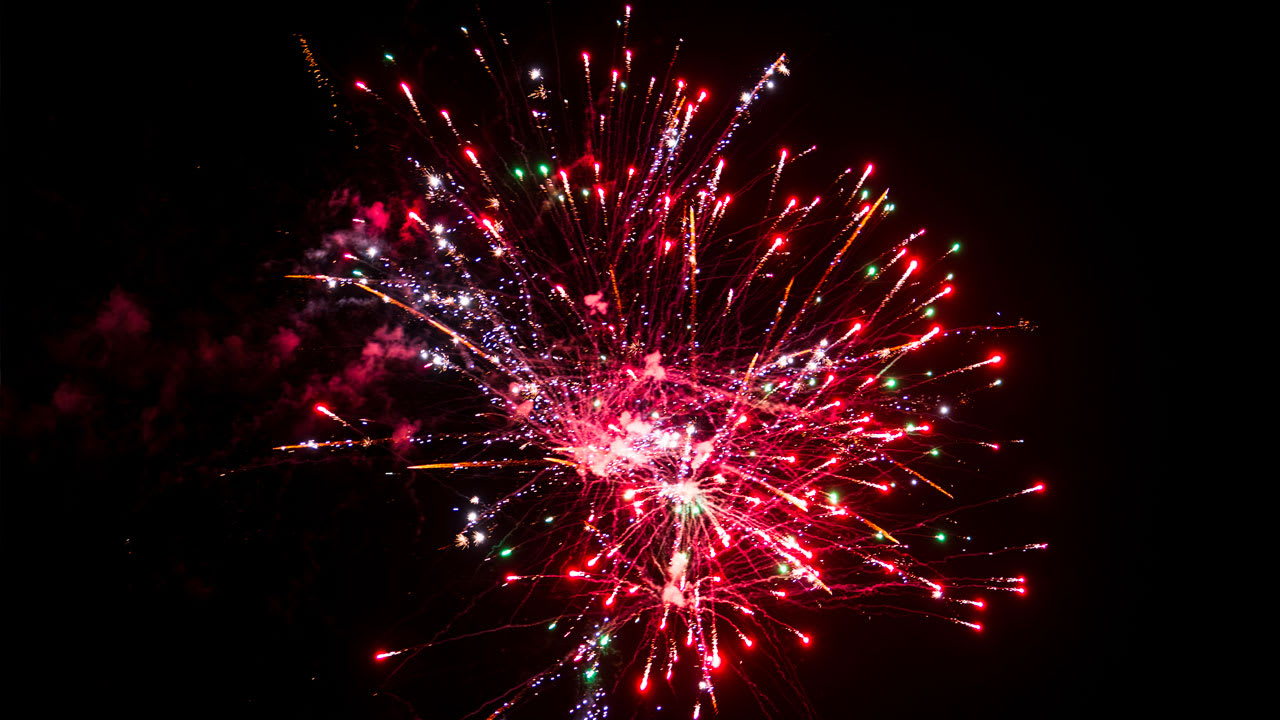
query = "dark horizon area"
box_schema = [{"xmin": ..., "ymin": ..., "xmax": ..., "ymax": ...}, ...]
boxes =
[{"xmin": 3, "ymin": 2, "xmax": 1155, "ymax": 717}]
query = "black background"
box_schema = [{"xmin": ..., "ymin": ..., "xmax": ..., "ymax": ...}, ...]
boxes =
[{"xmin": 3, "ymin": 1, "xmax": 1155, "ymax": 717}]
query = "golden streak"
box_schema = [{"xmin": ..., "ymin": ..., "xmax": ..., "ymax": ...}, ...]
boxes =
[
  {"xmin": 887, "ymin": 458, "xmax": 954, "ymax": 499},
  {"xmin": 781, "ymin": 189, "xmax": 889, "ymax": 341},
  {"xmin": 407, "ymin": 458, "xmax": 578, "ymax": 470},
  {"xmin": 285, "ymin": 275, "xmax": 507, "ymax": 369},
  {"xmin": 856, "ymin": 516, "xmax": 900, "ymax": 545}
]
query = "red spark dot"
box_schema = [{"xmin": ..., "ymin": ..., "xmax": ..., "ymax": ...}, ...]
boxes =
[
  {"xmin": 973, "ymin": 624, "xmax": 984, "ymax": 632},
  {"xmin": 990, "ymin": 354, "xmax": 1003, "ymax": 364},
  {"xmin": 865, "ymin": 163, "xmax": 874, "ymax": 175},
  {"xmin": 313, "ymin": 404, "xmax": 329, "ymax": 415}
]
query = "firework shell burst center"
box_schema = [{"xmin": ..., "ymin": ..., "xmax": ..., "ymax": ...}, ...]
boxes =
[{"xmin": 291, "ymin": 8, "xmax": 1041, "ymax": 718}]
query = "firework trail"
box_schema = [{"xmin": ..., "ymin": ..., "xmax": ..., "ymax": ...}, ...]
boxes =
[{"xmin": 287, "ymin": 9, "xmax": 1042, "ymax": 718}]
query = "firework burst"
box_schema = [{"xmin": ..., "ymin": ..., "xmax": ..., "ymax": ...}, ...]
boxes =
[{"xmin": 285, "ymin": 8, "xmax": 1041, "ymax": 718}]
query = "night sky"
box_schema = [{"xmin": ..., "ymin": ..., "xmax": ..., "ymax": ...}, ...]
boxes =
[{"xmin": 3, "ymin": 2, "xmax": 1154, "ymax": 717}]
